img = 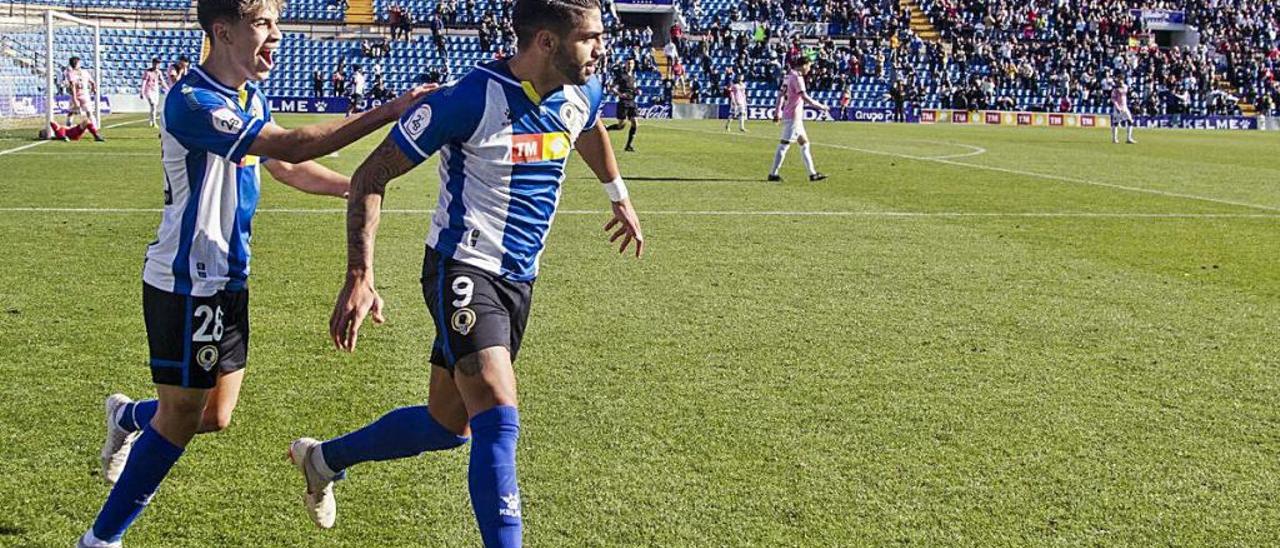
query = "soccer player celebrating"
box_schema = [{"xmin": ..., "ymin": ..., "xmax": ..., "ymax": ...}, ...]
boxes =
[
  {"xmin": 1111, "ymin": 74, "xmax": 1137, "ymax": 144},
  {"xmin": 140, "ymin": 57, "xmax": 169, "ymax": 127},
  {"xmin": 63, "ymin": 56, "xmax": 100, "ymax": 135},
  {"xmin": 606, "ymin": 57, "xmax": 640, "ymax": 151},
  {"xmin": 77, "ymin": 1, "xmax": 431, "ymax": 547},
  {"xmin": 768, "ymin": 56, "xmax": 827, "ymax": 182},
  {"xmin": 724, "ymin": 73, "xmax": 747, "ymax": 132},
  {"xmin": 286, "ymin": 0, "xmax": 644, "ymax": 545}
]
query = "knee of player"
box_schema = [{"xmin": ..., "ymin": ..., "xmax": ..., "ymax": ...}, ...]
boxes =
[
  {"xmin": 153, "ymin": 403, "xmax": 206, "ymax": 435},
  {"xmin": 157, "ymin": 398, "xmax": 207, "ymax": 418},
  {"xmin": 200, "ymin": 409, "xmax": 235, "ymax": 432}
]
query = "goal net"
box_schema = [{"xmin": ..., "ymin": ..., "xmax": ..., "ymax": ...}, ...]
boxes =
[{"xmin": 0, "ymin": 11, "xmax": 102, "ymax": 141}]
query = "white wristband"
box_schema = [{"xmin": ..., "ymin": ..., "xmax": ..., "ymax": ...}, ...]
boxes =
[{"xmin": 602, "ymin": 177, "xmax": 628, "ymax": 202}]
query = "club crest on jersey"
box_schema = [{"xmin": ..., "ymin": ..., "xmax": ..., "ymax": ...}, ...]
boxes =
[
  {"xmin": 406, "ymin": 104, "xmax": 432, "ymax": 139},
  {"xmin": 211, "ymin": 107, "xmax": 243, "ymax": 135},
  {"xmin": 511, "ymin": 132, "xmax": 571, "ymax": 164},
  {"xmin": 196, "ymin": 345, "xmax": 219, "ymax": 371},
  {"xmin": 451, "ymin": 307, "xmax": 476, "ymax": 335}
]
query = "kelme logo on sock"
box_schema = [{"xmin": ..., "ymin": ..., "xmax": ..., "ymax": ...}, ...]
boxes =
[{"xmin": 499, "ymin": 492, "xmax": 521, "ymax": 518}]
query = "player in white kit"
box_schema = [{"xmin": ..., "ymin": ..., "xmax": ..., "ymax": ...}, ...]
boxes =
[
  {"xmin": 140, "ymin": 57, "xmax": 169, "ymax": 127},
  {"xmin": 768, "ymin": 56, "xmax": 828, "ymax": 182},
  {"xmin": 1111, "ymin": 75, "xmax": 1136, "ymax": 144},
  {"xmin": 64, "ymin": 56, "xmax": 99, "ymax": 131},
  {"xmin": 725, "ymin": 75, "xmax": 747, "ymax": 132},
  {"xmin": 347, "ymin": 65, "xmax": 367, "ymax": 117}
]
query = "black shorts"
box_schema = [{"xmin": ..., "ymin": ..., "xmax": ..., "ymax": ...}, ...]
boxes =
[
  {"xmin": 142, "ymin": 283, "xmax": 249, "ymax": 389},
  {"xmin": 421, "ymin": 247, "xmax": 533, "ymax": 371},
  {"xmin": 617, "ymin": 102, "xmax": 637, "ymax": 120}
]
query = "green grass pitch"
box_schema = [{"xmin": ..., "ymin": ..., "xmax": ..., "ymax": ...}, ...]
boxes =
[{"xmin": 0, "ymin": 114, "xmax": 1278, "ymax": 545}]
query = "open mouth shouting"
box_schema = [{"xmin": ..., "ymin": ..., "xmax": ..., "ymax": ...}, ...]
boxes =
[{"xmin": 256, "ymin": 47, "xmax": 275, "ymax": 71}]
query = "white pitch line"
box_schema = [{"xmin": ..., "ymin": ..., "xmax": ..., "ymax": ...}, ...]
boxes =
[
  {"xmin": 0, "ymin": 118, "xmax": 148, "ymax": 157},
  {"xmin": 1, "ymin": 207, "xmax": 1277, "ymax": 219},
  {"xmin": 923, "ymin": 143, "xmax": 988, "ymax": 160},
  {"xmin": 659, "ymin": 125, "xmax": 1280, "ymax": 213},
  {"xmin": 0, "ymin": 140, "xmax": 51, "ymax": 157}
]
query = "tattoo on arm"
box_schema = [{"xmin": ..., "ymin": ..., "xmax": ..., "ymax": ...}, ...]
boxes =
[{"xmin": 346, "ymin": 137, "xmax": 416, "ymax": 272}]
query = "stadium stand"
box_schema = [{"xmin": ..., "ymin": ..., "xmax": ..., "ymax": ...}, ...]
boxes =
[
  {"xmin": 0, "ymin": 0, "xmax": 1274, "ymax": 118},
  {"xmin": 681, "ymin": 0, "xmax": 1277, "ymax": 116},
  {"xmin": 281, "ymin": 0, "xmax": 346, "ymax": 23},
  {"xmin": 6, "ymin": 0, "xmax": 190, "ymax": 9}
]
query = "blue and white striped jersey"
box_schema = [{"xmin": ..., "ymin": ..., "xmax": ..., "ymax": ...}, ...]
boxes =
[
  {"xmin": 390, "ymin": 60, "xmax": 604, "ymax": 282},
  {"xmin": 144, "ymin": 66, "xmax": 270, "ymax": 297}
]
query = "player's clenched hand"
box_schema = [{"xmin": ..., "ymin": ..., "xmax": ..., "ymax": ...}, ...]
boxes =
[
  {"xmin": 384, "ymin": 83, "xmax": 439, "ymax": 119},
  {"xmin": 605, "ymin": 198, "xmax": 644, "ymax": 258},
  {"xmin": 330, "ymin": 272, "xmax": 386, "ymax": 352}
]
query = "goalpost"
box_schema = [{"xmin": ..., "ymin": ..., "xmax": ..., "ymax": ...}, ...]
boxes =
[
  {"xmin": 0, "ymin": 10, "xmax": 101, "ymax": 139},
  {"xmin": 45, "ymin": 10, "xmax": 103, "ymax": 135}
]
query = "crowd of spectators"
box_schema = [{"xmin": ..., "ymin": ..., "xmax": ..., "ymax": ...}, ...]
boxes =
[
  {"xmin": 300, "ymin": 0, "xmax": 1277, "ymax": 118},
  {"xmin": 382, "ymin": 1, "xmax": 516, "ymax": 52},
  {"xmin": 918, "ymin": 0, "xmax": 1278, "ymax": 115},
  {"xmin": 652, "ymin": 0, "xmax": 1279, "ymax": 116}
]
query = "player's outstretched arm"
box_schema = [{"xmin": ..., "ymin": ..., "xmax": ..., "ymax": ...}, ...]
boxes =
[
  {"xmin": 330, "ymin": 136, "xmax": 417, "ymax": 352},
  {"xmin": 803, "ymin": 91, "xmax": 828, "ymax": 111},
  {"xmin": 575, "ymin": 119, "xmax": 644, "ymax": 258},
  {"xmin": 263, "ymin": 159, "xmax": 349, "ymax": 198},
  {"xmin": 248, "ymin": 84, "xmax": 436, "ymax": 164}
]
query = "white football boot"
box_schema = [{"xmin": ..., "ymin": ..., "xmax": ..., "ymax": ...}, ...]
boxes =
[
  {"xmin": 100, "ymin": 394, "xmax": 140, "ymax": 485},
  {"xmin": 288, "ymin": 437, "xmax": 337, "ymax": 529},
  {"xmin": 77, "ymin": 530, "xmax": 122, "ymax": 548}
]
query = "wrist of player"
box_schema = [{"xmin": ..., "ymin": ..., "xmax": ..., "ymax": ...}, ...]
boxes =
[
  {"xmin": 602, "ymin": 177, "xmax": 629, "ymax": 203},
  {"xmin": 346, "ymin": 266, "xmax": 375, "ymax": 282}
]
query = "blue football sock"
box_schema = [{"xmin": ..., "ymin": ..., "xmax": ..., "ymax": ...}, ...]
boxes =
[
  {"xmin": 91, "ymin": 426, "xmax": 184, "ymax": 543},
  {"xmin": 320, "ymin": 405, "xmax": 469, "ymax": 474},
  {"xmin": 468, "ymin": 405, "xmax": 521, "ymax": 548},
  {"xmin": 117, "ymin": 399, "xmax": 158, "ymax": 433}
]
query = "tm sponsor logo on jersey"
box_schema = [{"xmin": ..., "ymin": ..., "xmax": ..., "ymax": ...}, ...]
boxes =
[{"xmin": 510, "ymin": 132, "xmax": 571, "ymax": 164}]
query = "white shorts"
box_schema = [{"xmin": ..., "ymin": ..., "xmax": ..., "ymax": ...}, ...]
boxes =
[
  {"xmin": 71, "ymin": 94, "xmax": 93, "ymax": 114},
  {"xmin": 1113, "ymin": 107, "xmax": 1133, "ymax": 124},
  {"xmin": 780, "ymin": 117, "xmax": 806, "ymax": 142},
  {"xmin": 729, "ymin": 104, "xmax": 746, "ymax": 119},
  {"xmin": 144, "ymin": 92, "xmax": 161, "ymax": 106}
]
